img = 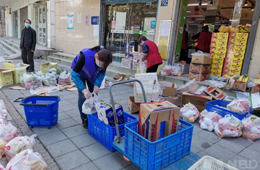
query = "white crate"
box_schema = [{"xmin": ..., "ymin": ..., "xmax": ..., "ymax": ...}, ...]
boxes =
[
  {"xmin": 121, "ymin": 58, "xmax": 133, "ymax": 69},
  {"xmin": 133, "ymin": 52, "xmax": 143, "ymax": 60},
  {"xmin": 134, "ymin": 73, "xmax": 159, "ymax": 103},
  {"xmin": 188, "ymin": 156, "xmax": 239, "ymax": 170}
]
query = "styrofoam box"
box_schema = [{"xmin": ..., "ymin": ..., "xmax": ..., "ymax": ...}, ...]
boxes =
[
  {"xmin": 134, "ymin": 73, "xmax": 159, "ymax": 103},
  {"xmin": 121, "ymin": 58, "xmax": 133, "ymax": 69}
]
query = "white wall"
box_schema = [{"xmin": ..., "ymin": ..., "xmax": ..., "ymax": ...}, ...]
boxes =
[{"xmin": 5, "ymin": 7, "xmax": 12, "ymax": 37}]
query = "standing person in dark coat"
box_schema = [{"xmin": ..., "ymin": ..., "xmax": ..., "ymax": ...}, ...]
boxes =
[
  {"xmin": 20, "ymin": 19, "xmax": 36, "ymax": 72},
  {"xmin": 192, "ymin": 25, "xmax": 211, "ymax": 53}
]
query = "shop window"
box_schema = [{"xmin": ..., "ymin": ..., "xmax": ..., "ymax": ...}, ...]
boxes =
[{"xmin": 102, "ymin": 2, "xmax": 157, "ymax": 66}]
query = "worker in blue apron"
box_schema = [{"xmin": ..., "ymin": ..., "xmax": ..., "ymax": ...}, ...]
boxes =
[{"xmin": 71, "ymin": 46, "xmax": 112, "ymax": 129}]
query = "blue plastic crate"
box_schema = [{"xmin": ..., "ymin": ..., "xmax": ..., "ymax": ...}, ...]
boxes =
[
  {"xmin": 205, "ymin": 100, "xmax": 252, "ymax": 120},
  {"xmin": 88, "ymin": 112, "xmax": 138, "ymax": 151},
  {"xmin": 21, "ymin": 96, "xmax": 60, "ymax": 127},
  {"xmin": 124, "ymin": 119, "xmax": 193, "ymax": 170}
]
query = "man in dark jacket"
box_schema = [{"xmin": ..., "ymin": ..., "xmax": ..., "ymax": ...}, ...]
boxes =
[{"xmin": 20, "ymin": 19, "xmax": 36, "ymax": 72}]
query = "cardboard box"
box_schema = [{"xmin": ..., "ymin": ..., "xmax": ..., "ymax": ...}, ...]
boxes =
[
  {"xmin": 203, "ymin": 86, "xmax": 227, "ymax": 100},
  {"xmin": 128, "ymin": 97, "xmax": 140, "ymax": 114},
  {"xmin": 251, "ymin": 85, "xmax": 260, "ymax": 94},
  {"xmin": 2, "ymin": 62, "xmax": 29, "ymax": 84},
  {"xmin": 159, "ymin": 81, "xmax": 177, "ymax": 97},
  {"xmin": 191, "ymin": 54, "xmax": 212, "ymax": 64},
  {"xmin": 95, "ymin": 100, "xmax": 125, "ymax": 126},
  {"xmin": 181, "ymin": 93, "xmax": 212, "ymax": 112},
  {"xmin": 0, "ymin": 69, "xmax": 14, "ymax": 87},
  {"xmin": 138, "ymin": 101, "xmax": 180, "ymax": 141},
  {"xmin": 40, "ymin": 63, "xmax": 57, "ymax": 74},
  {"xmin": 189, "ymin": 63, "xmax": 211, "ymax": 74},
  {"xmin": 226, "ymin": 80, "xmax": 247, "ymax": 92},
  {"xmin": 189, "ymin": 72, "xmax": 209, "ymax": 81}
]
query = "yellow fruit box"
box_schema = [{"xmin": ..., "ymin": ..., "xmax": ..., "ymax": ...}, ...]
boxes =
[
  {"xmin": 229, "ymin": 67, "xmax": 242, "ymax": 77},
  {"xmin": 234, "ymin": 49, "xmax": 246, "ymax": 56},
  {"xmin": 234, "ymin": 44, "xmax": 247, "ymax": 51},
  {"xmin": 217, "ymin": 33, "xmax": 229, "ymax": 39},
  {"xmin": 231, "ymin": 58, "xmax": 243, "ymax": 66},
  {"xmin": 210, "ymin": 69, "xmax": 222, "ymax": 77},
  {"xmin": 233, "ymin": 54, "xmax": 245, "ymax": 60},
  {"xmin": 236, "ymin": 33, "xmax": 249, "ymax": 40},
  {"xmin": 2, "ymin": 62, "xmax": 29, "ymax": 84},
  {"xmin": 0, "ymin": 69, "xmax": 15, "ymax": 87},
  {"xmin": 40, "ymin": 62, "xmax": 57, "ymax": 74}
]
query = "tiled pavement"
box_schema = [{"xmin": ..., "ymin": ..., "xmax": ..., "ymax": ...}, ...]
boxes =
[{"xmin": 1, "ymin": 59, "xmax": 260, "ymax": 170}]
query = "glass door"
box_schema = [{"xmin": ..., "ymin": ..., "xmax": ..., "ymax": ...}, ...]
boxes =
[{"xmin": 38, "ymin": 5, "xmax": 47, "ymax": 45}]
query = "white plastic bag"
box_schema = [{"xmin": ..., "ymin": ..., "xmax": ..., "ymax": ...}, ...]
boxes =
[
  {"xmin": 180, "ymin": 103, "xmax": 200, "ymax": 123},
  {"xmin": 5, "ymin": 135, "xmax": 37, "ymax": 161},
  {"xmin": 242, "ymin": 115, "xmax": 260, "ymax": 141},
  {"xmin": 0, "ymin": 165, "xmax": 5, "ymax": 170},
  {"xmin": 227, "ymin": 98, "xmax": 251, "ymax": 114},
  {"xmin": 199, "ymin": 110, "xmax": 222, "ymax": 131},
  {"xmin": 82, "ymin": 93, "xmax": 99, "ymax": 114},
  {"xmin": 6, "ymin": 149, "xmax": 47, "ymax": 170},
  {"xmin": 0, "ymin": 100, "xmax": 8, "ymax": 119},
  {"xmin": 214, "ymin": 115, "xmax": 243, "ymax": 138},
  {"xmin": 42, "ymin": 73, "xmax": 57, "ymax": 86},
  {"xmin": 161, "ymin": 65, "xmax": 173, "ymax": 76},
  {"xmin": 139, "ymin": 61, "xmax": 146, "ymax": 74},
  {"xmin": 58, "ymin": 71, "xmax": 71, "ymax": 85}
]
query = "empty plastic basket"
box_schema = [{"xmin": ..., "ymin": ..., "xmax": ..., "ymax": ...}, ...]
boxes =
[
  {"xmin": 88, "ymin": 112, "xmax": 138, "ymax": 151},
  {"xmin": 21, "ymin": 96, "xmax": 60, "ymax": 127},
  {"xmin": 206, "ymin": 100, "xmax": 252, "ymax": 120},
  {"xmin": 188, "ymin": 156, "xmax": 239, "ymax": 170},
  {"xmin": 124, "ymin": 119, "xmax": 193, "ymax": 170}
]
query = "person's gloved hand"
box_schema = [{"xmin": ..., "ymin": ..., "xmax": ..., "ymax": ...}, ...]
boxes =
[
  {"xmin": 94, "ymin": 86, "xmax": 100, "ymax": 94},
  {"xmin": 82, "ymin": 89, "xmax": 91, "ymax": 99}
]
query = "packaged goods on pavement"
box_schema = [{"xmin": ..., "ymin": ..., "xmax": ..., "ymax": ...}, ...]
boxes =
[
  {"xmin": 5, "ymin": 135, "xmax": 37, "ymax": 161},
  {"xmin": 214, "ymin": 115, "xmax": 243, "ymax": 138},
  {"xmin": 138, "ymin": 101, "xmax": 180, "ymax": 141},
  {"xmin": 199, "ymin": 110, "xmax": 222, "ymax": 131},
  {"xmin": 58, "ymin": 71, "xmax": 71, "ymax": 85},
  {"xmin": 227, "ymin": 98, "xmax": 251, "ymax": 114},
  {"xmin": 180, "ymin": 103, "xmax": 200, "ymax": 123},
  {"xmin": 6, "ymin": 149, "xmax": 47, "ymax": 170},
  {"xmin": 242, "ymin": 115, "xmax": 260, "ymax": 140}
]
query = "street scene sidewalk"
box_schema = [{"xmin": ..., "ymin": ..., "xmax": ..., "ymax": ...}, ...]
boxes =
[{"xmin": 0, "ymin": 58, "xmax": 259, "ymax": 170}]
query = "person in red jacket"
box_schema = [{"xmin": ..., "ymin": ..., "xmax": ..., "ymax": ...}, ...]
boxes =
[
  {"xmin": 192, "ymin": 25, "xmax": 211, "ymax": 53},
  {"xmin": 139, "ymin": 36, "xmax": 163, "ymax": 73}
]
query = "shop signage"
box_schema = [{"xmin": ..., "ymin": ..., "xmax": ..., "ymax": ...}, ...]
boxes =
[
  {"xmin": 158, "ymin": 20, "xmax": 171, "ymax": 60},
  {"xmin": 151, "ymin": 21, "xmax": 156, "ymax": 29},
  {"xmin": 161, "ymin": 0, "xmax": 168, "ymax": 7},
  {"xmin": 91, "ymin": 16, "xmax": 99, "ymax": 25}
]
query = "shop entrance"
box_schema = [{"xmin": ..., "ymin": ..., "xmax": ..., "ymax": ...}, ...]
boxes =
[
  {"xmin": 20, "ymin": 7, "xmax": 28, "ymax": 35},
  {"xmin": 38, "ymin": 5, "xmax": 47, "ymax": 46},
  {"xmin": 101, "ymin": 2, "xmax": 157, "ymax": 66},
  {"xmin": 174, "ymin": 0, "xmax": 256, "ymax": 79},
  {"xmin": 12, "ymin": 11, "xmax": 18, "ymax": 38}
]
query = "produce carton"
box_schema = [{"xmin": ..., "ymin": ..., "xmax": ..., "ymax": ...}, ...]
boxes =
[
  {"xmin": 191, "ymin": 54, "xmax": 212, "ymax": 64},
  {"xmin": 138, "ymin": 101, "xmax": 180, "ymax": 141},
  {"xmin": 40, "ymin": 63, "xmax": 57, "ymax": 74},
  {"xmin": 189, "ymin": 72, "xmax": 209, "ymax": 81},
  {"xmin": 2, "ymin": 62, "xmax": 29, "ymax": 84},
  {"xmin": 189, "ymin": 63, "xmax": 211, "ymax": 74},
  {"xmin": 0, "ymin": 69, "xmax": 14, "ymax": 87},
  {"xmin": 203, "ymin": 86, "xmax": 227, "ymax": 100},
  {"xmin": 159, "ymin": 81, "xmax": 177, "ymax": 97},
  {"xmin": 181, "ymin": 93, "xmax": 212, "ymax": 112},
  {"xmin": 128, "ymin": 96, "xmax": 140, "ymax": 114},
  {"xmin": 226, "ymin": 79, "xmax": 247, "ymax": 92}
]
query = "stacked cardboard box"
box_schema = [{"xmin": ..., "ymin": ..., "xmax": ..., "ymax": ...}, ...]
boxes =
[
  {"xmin": 210, "ymin": 33, "xmax": 229, "ymax": 77},
  {"xmin": 138, "ymin": 101, "xmax": 180, "ymax": 141},
  {"xmin": 189, "ymin": 54, "xmax": 212, "ymax": 81}
]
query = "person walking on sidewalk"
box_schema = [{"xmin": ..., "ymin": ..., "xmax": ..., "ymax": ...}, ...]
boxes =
[
  {"xmin": 71, "ymin": 46, "xmax": 112, "ymax": 129},
  {"xmin": 20, "ymin": 19, "xmax": 36, "ymax": 72},
  {"xmin": 139, "ymin": 36, "xmax": 163, "ymax": 73}
]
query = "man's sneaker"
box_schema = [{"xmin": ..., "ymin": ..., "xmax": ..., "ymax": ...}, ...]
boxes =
[{"xmin": 82, "ymin": 117, "xmax": 88, "ymax": 129}]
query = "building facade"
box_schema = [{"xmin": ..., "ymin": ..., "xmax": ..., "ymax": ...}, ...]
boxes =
[
  {"xmin": 1, "ymin": 0, "xmax": 260, "ymax": 78},
  {"xmin": 0, "ymin": 7, "xmax": 6, "ymax": 37}
]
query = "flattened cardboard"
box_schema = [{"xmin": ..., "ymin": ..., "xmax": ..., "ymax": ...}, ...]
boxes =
[
  {"xmin": 138, "ymin": 101, "xmax": 180, "ymax": 141},
  {"xmin": 176, "ymin": 80, "xmax": 199, "ymax": 95},
  {"xmin": 203, "ymin": 86, "xmax": 227, "ymax": 100},
  {"xmin": 181, "ymin": 93, "xmax": 212, "ymax": 112},
  {"xmin": 159, "ymin": 81, "xmax": 177, "ymax": 97},
  {"xmin": 9, "ymin": 86, "xmax": 26, "ymax": 90},
  {"xmin": 191, "ymin": 55, "xmax": 212, "ymax": 64},
  {"xmin": 189, "ymin": 63, "xmax": 211, "ymax": 74},
  {"xmin": 128, "ymin": 96, "xmax": 140, "ymax": 114},
  {"xmin": 227, "ymin": 80, "xmax": 247, "ymax": 92},
  {"xmin": 189, "ymin": 72, "xmax": 209, "ymax": 81},
  {"xmin": 159, "ymin": 95, "xmax": 182, "ymax": 107}
]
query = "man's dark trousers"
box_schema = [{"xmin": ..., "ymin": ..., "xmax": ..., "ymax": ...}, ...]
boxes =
[{"xmin": 21, "ymin": 48, "xmax": 34, "ymax": 71}]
